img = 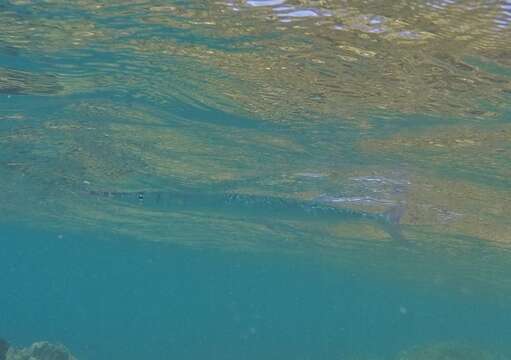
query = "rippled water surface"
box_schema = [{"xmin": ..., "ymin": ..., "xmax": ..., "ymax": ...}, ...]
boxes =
[{"xmin": 1, "ymin": 0, "xmax": 511, "ymax": 359}]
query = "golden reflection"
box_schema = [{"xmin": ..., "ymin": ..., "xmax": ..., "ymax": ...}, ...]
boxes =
[{"xmin": 0, "ymin": 0, "xmax": 509, "ymax": 119}]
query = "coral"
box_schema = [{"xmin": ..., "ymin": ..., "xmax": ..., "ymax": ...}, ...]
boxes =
[
  {"xmin": 6, "ymin": 341, "xmax": 76, "ymax": 360},
  {"xmin": 0, "ymin": 338, "xmax": 9, "ymax": 360}
]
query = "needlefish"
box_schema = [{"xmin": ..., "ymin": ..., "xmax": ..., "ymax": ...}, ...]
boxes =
[{"xmin": 88, "ymin": 189, "xmax": 406, "ymax": 241}]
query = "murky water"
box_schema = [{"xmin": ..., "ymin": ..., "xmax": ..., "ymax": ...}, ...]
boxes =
[{"xmin": 1, "ymin": 0, "xmax": 511, "ymax": 359}]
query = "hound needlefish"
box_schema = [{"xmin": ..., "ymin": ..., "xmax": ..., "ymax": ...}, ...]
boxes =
[{"xmin": 88, "ymin": 189, "xmax": 406, "ymax": 241}]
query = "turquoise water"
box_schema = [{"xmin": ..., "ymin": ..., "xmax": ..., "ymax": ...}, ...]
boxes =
[
  {"xmin": 2, "ymin": 226, "xmax": 510, "ymax": 359},
  {"xmin": 1, "ymin": 0, "xmax": 511, "ymax": 359}
]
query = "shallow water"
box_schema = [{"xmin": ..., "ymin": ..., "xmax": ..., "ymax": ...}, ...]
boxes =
[{"xmin": 1, "ymin": 0, "xmax": 511, "ymax": 359}]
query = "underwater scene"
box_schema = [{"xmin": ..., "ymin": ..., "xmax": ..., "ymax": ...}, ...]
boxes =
[{"xmin": 1, "ymin": 0, "xmax": 511, "ymax": 359}]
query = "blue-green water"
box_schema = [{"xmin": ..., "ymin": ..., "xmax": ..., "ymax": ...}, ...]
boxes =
[
  {"xmin": 1, "ymin": 0, "xmax": 511, "ymax": 359},
  {"xmin": 2, "ymin": 226, "xmax": 510, "ymax": 360}
]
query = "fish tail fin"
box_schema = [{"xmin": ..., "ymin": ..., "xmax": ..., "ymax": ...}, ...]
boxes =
[{"xmin": 382, "ymin": 204, "xmax": 406, "ymax": 242}]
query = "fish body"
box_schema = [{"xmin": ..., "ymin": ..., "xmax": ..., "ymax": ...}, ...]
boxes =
[{"xmin": 89, "ymin": 189, "xmax": 405, "ymax": 241}]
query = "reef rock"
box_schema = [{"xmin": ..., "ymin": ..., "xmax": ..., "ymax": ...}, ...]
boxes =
[
  {"xmin": 6, "ymin": 341, "xmax": 76, "ymax": 360},
  {"xmin": 396, "ymin": 342, "xmax": 507, "ymax": 360}
]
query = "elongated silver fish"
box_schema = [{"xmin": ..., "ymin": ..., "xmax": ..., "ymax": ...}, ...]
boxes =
[{"xmin": 88, "ymin": 189, "xmax": 406, "ymax": 241}]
